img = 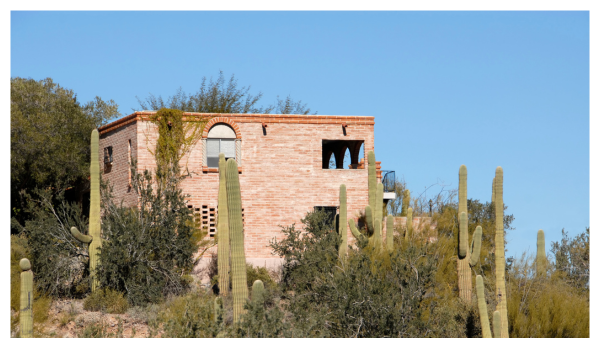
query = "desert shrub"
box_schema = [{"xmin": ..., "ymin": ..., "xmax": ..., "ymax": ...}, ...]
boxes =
[
  {"xmin": 98, "ymin": 163, "xmax": 202, "ymax": 306},
  {"xmin": 159, "ymin": 290, "xmax": 220, "ymax": 338},
  {"xmin": 22, "ymin": 189, "xmax": 90, "ymax": 297},
  {"xmin": 507, "ymin": 253, "xmax": 589, "ymax": 337},
  {"xmin": 83, "ymin": 289, "xmax": 129, "ymax": 314},
  {"xmin": 269, "ymin": 209, "xmax": 467, "ymax": 337}
]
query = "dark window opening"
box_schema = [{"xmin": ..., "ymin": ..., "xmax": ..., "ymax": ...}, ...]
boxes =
[
  {"xmin": 322, "ymin": 140, "xmax": 364, "ymax": 169},
  {"xmin": 104, "ymin": 146, "xmax": 113, "ymax": 164},
  {"xmin": 314, "ymin": 206, "xmax": 338, "ymax": 226}
]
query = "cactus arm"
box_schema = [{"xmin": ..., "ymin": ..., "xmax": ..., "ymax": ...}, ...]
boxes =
[
  {"xmin": 367, "ymin": 151, "xmax": 376, "ymax": 211},
  {"xmin": 469, "ymin": 226, "xmax": 483, "ymax": 267},
  {"xmin": 338, "ymin": 185, "xmax": 348, "ymax": 257},
  {"xmin": 20, "ymin": 258, "xmax": 33, "ymax": 338},
  {"xmin": 536, "ymin": 229, "xmax": 546, "ymax": 276},
  {"xmin": 491, "ymin": 177, "xmax": 496, "ymax": 204},
  {"xmin": 71, "ymin": 227, "xmax": 93, "ymax": 244},
  {"xmin": 349, "ymin": 219, "xmax": 364, "ymax": 241},
  {"xmin": 386, "ymin": 216, "xmax": 394, "ymax": 252},
  {"xmin": 475, "ymin": 275, "xmax": 493, "ymax": 338},
  {"xmin": 375, "ymin": 183, "xmax": 383, "ymax": 224},
  {"xmin": 365, "ymin": 205, "xmax": 373, "ymax": 234},
  {"xmin": 226, "ymin": 159, "xmax": 248, "ymax": 322},
  {"xmin": 251, "ymin": 279, "xmax": 265, "ymax": 306},
  {"xmin": 494, "ymin": 167, "xmax": 509, "ymax": 338},
  {"xmin": 458, "ymin": 212, "xmax": 468, "ymax": 259},
  {"xmin": 217, "ymin": 154, "xmax": 230, "ymax": 296}
]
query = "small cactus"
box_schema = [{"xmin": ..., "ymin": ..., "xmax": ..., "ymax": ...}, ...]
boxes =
[
  {"xmin": 20, "ymin": 258, "xmax": 33, "ymax": 338},
  {"xmin": 401, "ymin": 190, "xmax": 410, "ymax": 216},
  {"xmin": 251, "ymin": 279, "xmax": 265, "ymax": 307},
  {"xmin": 70, "ymin": 129, "xmax": 101, "ymax": 293},
  {"xmin": 226, "ymin": 159, "xmax": 248, "ymax": 322},
  {"xmin": 217, "ymin": 154, "xmax": 230, "ymax": 296},
  {"xmin": 536, "ymin": 229, "xmax": 547, "ymax": 276}
]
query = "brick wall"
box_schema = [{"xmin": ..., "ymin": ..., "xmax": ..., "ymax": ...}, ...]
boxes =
[{"xmin": 99, "ymin": 112, "xmax": 379, "ymax": 268}]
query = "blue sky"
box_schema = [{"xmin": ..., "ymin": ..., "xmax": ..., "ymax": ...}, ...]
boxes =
[{"xmin": 10, "ymin": 11, "xmax": 589, "ymax": 258}]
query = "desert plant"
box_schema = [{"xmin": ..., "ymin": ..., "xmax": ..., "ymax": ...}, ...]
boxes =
[
  {"xmin": 536, "ymin": 229, "xmax": 546, "ymax": 276},
  {"xmin": 456, "ymin": 165, "xmax": 482, "ymax": 302},
  {"xmin": 226, "ymin": 158, "xmax": 248, "ymax": 322},
  {"xmin": 217, "ymin": 153, "xmax": 230, "ymax": 296},
  {"xmin": 338, "ymin": 184, "xmax": 348, "ymax": 257},
  {"xmin": 70, "ymin": 128, "xmax": 101, "ymax": 293},
  {"xmin": 83, "ymin": 288, "xmax": 129, "ymax": 314},
  {"xmin": 20, "ymin": 258, "xmax": 33, "ymax": 338},
  {"xmin": 494, "ymin": 167, "xmax": 509, "ymax": 338}
]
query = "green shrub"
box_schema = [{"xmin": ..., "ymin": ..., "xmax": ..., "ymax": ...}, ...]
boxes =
[
  {"xmin": 159, "ymin": 290, "xmax": 220, "ymax": 338},
  {"xmin": 246, "ymin": 264, "xmax": 276, "ymax": 289},
  {"xmin": 83, "ymin": 289, "xmax": 129, "ymax": 314},
  {"xmin": 98, "ymin": 163, "xmax": 201, "ymax": 306}
]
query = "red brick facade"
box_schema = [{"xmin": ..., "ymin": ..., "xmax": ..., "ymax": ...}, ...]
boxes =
[{"xmin": 99, "ymin": 112, "xmax": 388, "ymax": 268}]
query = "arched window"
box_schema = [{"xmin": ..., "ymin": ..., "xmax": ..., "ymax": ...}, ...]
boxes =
[{"xmin": 206, "ymin": 123, "xmax": 236, "ymax": 167}]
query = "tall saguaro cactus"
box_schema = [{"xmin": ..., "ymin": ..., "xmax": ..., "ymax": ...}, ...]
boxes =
[
  {"xmin": 457, "ymin": 165, "xmax": 482, "ymax": 302},
  {"xmin": 217, "ymin": 154, "xmax": 230, "ymax": 295},
  {"xmin": 476, "ymin": 275, "xmax": 503, "ymax": 338},
  {"xmin": 401, "ymin": 190, "xmax": 410, "ymax": 216},
  {"xmin": 71, "ymin": 129, "xmax": 101, "ymax": 292},
  {"xmin": 404, "ymin": 207, "xmax": 413, "ymax": 241},
  {"xmin": 494, "ymin": 167, "xmax": 509, "ymax": 338},
  {"xmin": 226, "ymin": 158, "xmax": 248, "ymax": 322},
  {"xmin": 536, "ymin": 229, "xmax": 546, "ymax": 277},
  {"xmin": 20, "ymin": 258, "xmax": 33, "ymax": 338},
  {"xmin": 368, "ymin": 151, "xmax": 377, "ymax": 212},
  {"xmin": 338, "ymin": 184, "xmax": 348, "ymax": 257}
]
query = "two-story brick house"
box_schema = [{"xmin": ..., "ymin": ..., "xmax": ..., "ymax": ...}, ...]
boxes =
[{"xmin": 98, "ymin": 111, "xmax": 400, "ymax": 268}]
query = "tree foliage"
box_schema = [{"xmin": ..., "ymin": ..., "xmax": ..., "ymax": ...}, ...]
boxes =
[
  {"xmin": 11, "ymin": 77, "xmax": 120, "ymax": 229},
  {"xmin": 137, "ymin": 71, "xmax": 312, "ymax": 115}
]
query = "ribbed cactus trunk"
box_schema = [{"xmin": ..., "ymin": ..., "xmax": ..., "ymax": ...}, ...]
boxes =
[
  {"xmin": 217, "ymin": 154, "xmax": 230, "ymax": 296},
  {"xmin": 374, "ymin": 183, "xmax": 383, "ymax": 249},
  {"xmin": 457, "ymin": 165, "xmax": 472, "ymax": 301},
  {"xmin": 365, "ymin": 205, "xmax": 373, "ymax": 235},
  {"xmin": 367, "ymin": 151, "xmax": 376, "ymax": 212},
  {"xmin": 89, "ymin": 129, "xmax": 101, "ymax": 292},
  {"xmin": 536, "ymin": 229, "xmax": 546, "ymax": 277},
  {"xmin": 20, "ymin": 258, "xmax": 33, "ymax": 338},
  {"xmin": 251, "ymin": 280, "xmax": 265, "ymax": 306},
  {"xmin": 71, "ymin": 129, "xmax": 101, "ymax": 293},
  {"xmin": 338, "ymin": 185, "xmax": 348, "ymax": 257},
  {"xmin": 494, "ymin": 167, "xmax": 509, "ymax": 338},
  {"xmin": 475, "ymin": 275, "xmax": 492, "ymax": 338},
  {"xmin": 386, "ymin": 216, "xmax": 394, "ymax": 252},
  {"xmin": 226, "ymin": 159, "xmax": 248, "ymax": 322}
]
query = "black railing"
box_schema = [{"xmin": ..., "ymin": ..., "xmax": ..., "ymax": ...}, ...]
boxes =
[{"xmin": 381, "ymin": 170, "xmax": 395, "ymax": 193}]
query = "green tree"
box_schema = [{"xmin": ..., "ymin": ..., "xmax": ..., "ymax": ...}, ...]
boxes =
[
  {"xmin": 136, "ymin": 71, "xmax": 313, "ymax": 115},
  {"xmin": 11, "ymin": 77, "xmax": 120, "ymax": 230},
  {"xmin": 550, "ymin": 227, "xmax": 589, "ymax": 291}
]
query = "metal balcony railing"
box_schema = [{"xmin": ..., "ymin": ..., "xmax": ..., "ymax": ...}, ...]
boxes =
[{"xmin": 381, "ymin": 170, "xmax": 395, "ymax": 193}]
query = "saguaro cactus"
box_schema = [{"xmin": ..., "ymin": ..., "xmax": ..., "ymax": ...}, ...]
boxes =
[
  {"xmin": 251, "ymin": 280, "xmax": 265, "ymax": 306},
  {"xmin": 456, "ymin": 165, "xmax": 483, "ymax": 302},
  {"xmin": 20, "ymin": 258, "xmax": 33, "ymax": 338},
  {"xmin": 494, "ymin": 167, "xmax": 509, "ymax": 338},
  {"xmin": 226, "ymin": 158, "xmax": 248, "ymax": 322},
  {"xmin": 217, "ymin": 154, "xmax": 230, "ymax": 295},
  {"xmin": 338, "ymin": 184, "xmax": 348, "ymax": 257},
  {"xmin": 386, "ymin": 216, "xmax": 394, "ymax": 252},
  {"xmin": 368, "ymin": 151, "xmax": 377, "ymax": 212},
  {"xmin": 493, "ymin": 311, "xmax": 502, "ymax": 338},
  {"xmin": 71, "ymin": 129, "xmax": 101, "ymax": 292},
  {"xmin": 536, "ymin": 229, "xmax": 546, "ymax": 276}
]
